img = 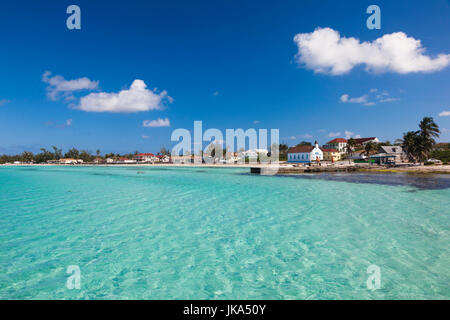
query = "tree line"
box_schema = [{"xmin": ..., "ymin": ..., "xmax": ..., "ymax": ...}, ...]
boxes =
[{"xmin": 0, "ymin": 146, "xmax": 172, "ymax": 164}]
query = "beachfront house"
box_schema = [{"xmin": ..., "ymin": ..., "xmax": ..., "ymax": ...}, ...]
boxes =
[
  {"xmin": 118, "ymin": 157, "xmax": 137, "ymax": 164},
  {"xmin": 134, "ymin": 153, "xmax": 157, "ymax": 163},
  {"xmin": 59, "ymin": 158, "xmax": 83, "ymax": 164},
  {"xmin": 170, "ymin": 155, "xmax": 191, "ymax": 164},
  {"xmin": 287, "ymin": 141, "xmax": 323, "ymax": 163},
  {"xmin": 156, "ymin": 155, "xmax": 170, "ymax": 163},
  {"xmin": 240, "ymin": 149, "xmax": 268, "ymax": 160},
  {"xmin": 325, "ymin": 138, "xmax": 348, "ymax": 154},
  {"xmin": 370, "ymin": 146, "xmax": 406, "ymax": 164},
  {"xmin": 321, "ymin": 148, "xmax": 341, "ymax": 162},
  {"xmin": 354, "ymin": 137, "xmax": 379, "ymax": 146}
]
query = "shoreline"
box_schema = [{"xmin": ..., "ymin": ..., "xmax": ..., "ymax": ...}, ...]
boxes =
[{"xmin": 2, "ymin": 163, "xmax": 450, "ymax": 174}]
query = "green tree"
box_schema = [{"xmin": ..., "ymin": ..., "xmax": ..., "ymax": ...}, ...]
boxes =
[
  {"xmin": 52, "ymin": 146, "xmax": 62, "ymax": 160},
  {"xmin": 346, "ymin": 138, "xmax": 356, "ymax": 164},
  {"xmin": 295, "ymin": 141, "xmax": 312, "ymax": 147},
  {"xmin": 417, "ymin": 117, "xmax": 440, "ymax": 162},
  {"xmin": 64, "ymin": 148, "xmax": 80, "ymax": 159},
  {"xmin": 364, "ymin": 142, "xmax": 378, "ymax": 164},
  {"xmin": 79, "ymin": 150, "xmax": 94, "ymax": 162},
  {"xmin": 401, "ymin": 117, "xmax": 440, "ymax": 163},
  {"xmin": 21, "ymin": 151, "xmax": 34, "ymax": 163},
  {"xmin": 402, "ymin": 131, "xmax": 420, "ymax": 163}
]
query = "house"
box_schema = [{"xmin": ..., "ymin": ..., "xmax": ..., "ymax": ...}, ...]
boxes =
[
  {"xmin": 287, "ymin": 141, "xmax": 323, "ymax": 163},
  {"xmin": 354, "ymin": 137, "xmax": 379, "ymax": 146},
  {"xmin": 156, "ymin": 155, "xmax": 170, "ymax": 163},
  {"xmin": 350, "ymin": 150, "xmax": 367, "ymax": 160},
  {"xmin": 240, "ymin": 149, "xmax": 268, "ymax": 159},
  {"xmin": 59, "ymin": 158, "xmax": 83, "ymax": 164},
  {"xmin": 321, "ymin": 148, "xmax": 341, "ymax": 162},
  {"xmin": 93, "ymin": 157, "xmax": 105, "ymax": 164},
  {"xmin": 134, "ymin": 153, "xmax": 157, "ymax": 162},
  {"xmin": 118, "ymin": 157, "xmax": 136, "ymax": 164},
  {"xmin": 377, "ymin": 146, "xmax": 406, "ymax": 163},
  {"xmin": 170, "ymin": 155, "xmax": 191, "ymax": 164},
  {"xmin": 325, "ymin": 138, "xmax": 348, "ymax": 154}
]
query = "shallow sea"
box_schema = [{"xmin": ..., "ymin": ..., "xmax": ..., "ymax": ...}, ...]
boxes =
[{"xmin": 0, "ymin": 166, "xmax": 448, "ymax": 299}]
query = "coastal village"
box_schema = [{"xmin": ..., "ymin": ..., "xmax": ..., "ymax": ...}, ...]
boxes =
[{"xmin": 1, "ymin": 117, "xmax": 449, "ymax": 173}]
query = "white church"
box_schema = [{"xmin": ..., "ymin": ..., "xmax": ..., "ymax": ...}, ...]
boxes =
[{"xmin": 287, "ymin": 141, "xmax": 323, "ymax": 163}]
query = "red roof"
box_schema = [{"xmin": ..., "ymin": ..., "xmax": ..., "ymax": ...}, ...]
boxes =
[
  {"xmin": 354, "ymin": 137, "xmax": 377, "ymax": 144},
  {"xmin": 321, "ymin": 148, "xmax": 339, "ymax": 152},
  {"xmin": 287, "ymin": 146, "xmax": 314, "ymax": 153},
  {"xmin": 136, "ymin": 153, "xmax": 155, "ymax": 157},
  {"xmin": 326, "ymin": 138, "xmax": 347, "ymax": 144}
]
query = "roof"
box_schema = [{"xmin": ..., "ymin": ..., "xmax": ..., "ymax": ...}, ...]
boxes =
[
  {"xmin": 354, "ymin": 137, "xmax": 377, "ymax": 144},
  {"xmin": 379, "ymin": 146, "xmax": 403, "ymax": 154},
  {"xmin": 136, "ymin": 153, "xmax": 155, "ymax": 156},
  {"xmin": 287, "ymin": 146, "xmax": 314, "ymax": 153},
  {"xmin": 321, "ymin": 148, "xmax": 339, "ymax": 152},
  {"xmin": 326, "ymin": 138, "xmax": 347, "ymax": 144}
]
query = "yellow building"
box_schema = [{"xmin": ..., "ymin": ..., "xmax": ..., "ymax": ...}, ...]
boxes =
[{"xmin": 321, "ymin": 148, "xmax": 341, "ymax": 162}]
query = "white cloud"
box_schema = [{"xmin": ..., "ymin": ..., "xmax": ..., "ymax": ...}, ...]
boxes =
[
  {"xmin": 379, "ymin": 97, "xmax": 400, "ymax": 103},
  {"xmin": 340, "ymin": 94, "xmax": 349, "ymax": 102},
  {"xmin": 143, "ymin": 117, "xmax": 170, "ymax": 127},
  {"xmin": 286, "ymin": 133, "xmax": 313, "ymax": 140},
  {"xmin": 293, "ymin": 27, "xmax": 450, "ymax": 75},
  {"xmin": 43, "ymin": 71, "xmax": 99, "ymax": 101},
  {"xmin": 439, "ymin": 110, "xmax": 450, "ymax": 117},
  {"xmin": 142, "ymin": 135, "xmax": 150, "ymax": 139},
  {"xmin": 0, "ymin": 99, "xmax": 10, "ymax": 106},
  {"xmin": 344, "ymin": 131, "xmax": 354, "ymax": 139},
  {"xmin": 75, "ymin": 80, "xmax": 172, "ymax": 113},
  {"xmin": 341, "ymin": 89, "xmax": 399, "ymax": 106},
  {"xmin": 66, "ymin": 119, "xmax": 72, "ymax": 127},
  {"xmin": 253, "ymin": 120, "xmax": 261, "ymax": 124},
  {"xmin": 327, "ymin": 132, "xmax": 341, "ymax": 138},
  {"xmin": 213, "ymin": 91, "xmax": 220, "ymax": 96},
  {"xmin": 344, "ymin": 130, "xmax": 361, "ymax": 139}
]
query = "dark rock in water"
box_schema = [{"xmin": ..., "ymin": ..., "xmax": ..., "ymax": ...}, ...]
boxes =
[{"xmin": 284, "ymin": 172, "xmax": 450, "ymax": 190}]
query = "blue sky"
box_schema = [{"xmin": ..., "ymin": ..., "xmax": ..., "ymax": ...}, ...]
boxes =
[{"xmin": 0, "ymin": 0, "xmax": 449, "ymax": 154}]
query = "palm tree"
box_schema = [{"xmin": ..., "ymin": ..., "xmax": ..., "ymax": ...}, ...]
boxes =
[
  {"xmin": 346, "ymin": 138, "xmax": 356, "ymax": 164},
  {"xmin": 400, "ymin": 117, "xmax": 440, "ymax": 164},
  {"xmin": 418, "ymin": 117, "xmax": 440, "ymax": 162},
  {"xmin": 401, "ymin": 131, "xmax": 419, "ymax": 163},
  {"xmin": 364, "ymin": 142, "xmax": 378, "ymax": 164}
]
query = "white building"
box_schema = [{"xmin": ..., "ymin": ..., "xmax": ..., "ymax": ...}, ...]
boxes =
[
  {"xmin": 134, "ymin": 153, "xmax": 157, "ymax": 162},
  {"xmin": 59, "ymin": 158, "xmax": 83, "ymax": 164},
  {"xmin": 325, "ymin": 138, "xmax": 348, "ymax": 154},
  {"xmin": 240, "ymin": 149, "xmax": 268, "ymax": 159},
  {"xmin": 287, "ymin": 141, "xmax": 323, "ymax": 163}
]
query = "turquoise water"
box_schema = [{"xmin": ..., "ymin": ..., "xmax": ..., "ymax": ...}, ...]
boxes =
[{"xmin": 0, "ymin": 166, "xmax": 449, "ymax": 299}]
